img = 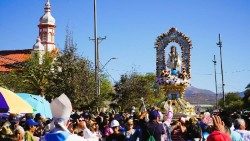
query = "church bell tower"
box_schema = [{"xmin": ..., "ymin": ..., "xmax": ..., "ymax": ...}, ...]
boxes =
[{"xmin": 38, "ymin": 0, "xmax": 56, "ymax": 52}]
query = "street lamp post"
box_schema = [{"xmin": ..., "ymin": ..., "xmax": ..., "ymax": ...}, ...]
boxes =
[
  {"xmin": 101, "ymin": 57, "xmax": 117, "ymax": 70},
  {"xmin": 99, "ymin": 57, "xmax": 117, "ymax": 83},
  {"xmin": 217, "ymin": 34, "xmax": 225, "ymax": 107}
]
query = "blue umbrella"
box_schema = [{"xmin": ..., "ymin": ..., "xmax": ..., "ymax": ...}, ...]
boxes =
[{"xmin": 17, "ymin": 93, "xmax": 52, "ymax": 119}]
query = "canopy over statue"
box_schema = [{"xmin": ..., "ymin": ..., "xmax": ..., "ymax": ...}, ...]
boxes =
[{"xmin": 155, "ymin": 27, "xmax": 195, "ymax": 116}]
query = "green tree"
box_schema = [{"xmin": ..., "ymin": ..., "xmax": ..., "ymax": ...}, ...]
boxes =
[
  {"xmin": 114, "ymin": 72, "xmax": 165, "ymax": 111},
  {"xmin": 0, "ymin": 51, "xmax": 55, "ymax": 97},
  {"xmin": 47, "ymin": 28, "xmax": 113, "ymax": 110},
  {"xmin": 243, "ymin": 83, "xmax": 250, "ymax": 109},
  {"xmin": 0, "ymin": 71, "xmax": 21, "ymax": 91},
  {"xmin": 219, "ymin": 92, "xmax": 243, "ymax": 112},
  {"xmin": 0, "ymin": 27, "xmax": 114, "ymax": 111}
]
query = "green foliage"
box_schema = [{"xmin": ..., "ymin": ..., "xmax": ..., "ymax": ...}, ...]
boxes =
[
  {"xmin": 0, "ymin": 72, "xmax": 21, "ymax": 91},
  {"xmin": 243, "ymin": 86, "xmax": 250, "ymax": 109},
  {"xmin": 114, "ymin": 72, "xmax": 165, "ymax": 111},
  {"xmin": 100, "ymin": 74, "xmax": 114, "ymax": 98},
  {"xmin": 218, "ymin": 92, "xmax": 243, "ymax": 112},
  {"xmin": 0, "ymin": 52, "xmax": 55, "ymax": 96},
  {"xmin": 0, "ymin": 27, "xmax": 114, "ymax": 112},
  {"xmin": 46, "ymin": 28, "xmax": 114, "ymax": 110}
]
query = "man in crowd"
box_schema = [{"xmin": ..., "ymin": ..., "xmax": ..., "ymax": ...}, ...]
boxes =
[
  {"xmin": 106, "ymin": 119, "xmax": 125, "ymax": 141},
  {"xmin": 207, "ymin": 115, "xmax": 232, "ymax": 141},
  {"xmin": 234, "ymin": 118, "xmax": 250, "ymax": 140},
  {"xmin": 40, "ymin": 94, "xmax": 88, "ymax": 141},
  {"xmin": 24, "ymin": 118, "xmax": 39, "ymax": 141},
  {"xmin": 140, "ymin": 109, "xmax": 165, "ymax": 141}
]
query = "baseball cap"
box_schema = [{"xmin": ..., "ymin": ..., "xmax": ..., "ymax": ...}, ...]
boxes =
[
  {"xmin": 110, "ymin": 119, "xmax": 120, "ymax": 127},
  {"xmin": 25, "ymin": 119, "xmax": 38, "ymax": 126},
  {"xmin": 149, "ymin": 110, "xmax": 160, "ymax": 120}
]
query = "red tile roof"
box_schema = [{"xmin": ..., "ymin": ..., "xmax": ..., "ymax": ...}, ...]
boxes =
[{"xmin": 0, "ymin": 49, "xmax": 32, "ymax": 72}]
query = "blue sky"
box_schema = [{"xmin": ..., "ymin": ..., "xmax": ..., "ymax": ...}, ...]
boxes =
[{"xmin": 0, "ymin": 0, "xmax": 250, "ymax": 93}]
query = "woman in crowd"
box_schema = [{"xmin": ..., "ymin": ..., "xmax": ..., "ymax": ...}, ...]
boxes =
[
  {"xmin": 24, "ymin": 118, "xmax": 39, "ymax": 141},
  {"xmin": 89, "ymin": 120, "xmax": 102, "ymax": 141},
  {"xmin": 171, "ymin": 117, "xmax": 187, "ymax": 141},
  {"xmin": 124, "ymin": 119, "xmax": 140, "ymax": 141},
  {"xmin": 185, "ymin": 117, "xmax": 202, "ymax": 141},
  {"xmin": 106, "ymin": 119, "xmax": 125, "ymax": 141}
]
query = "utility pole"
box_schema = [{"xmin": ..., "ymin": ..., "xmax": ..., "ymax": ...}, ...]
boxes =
[
  {"xmin": 93, "ymin": 0, "xmax": 99, "ymax": 96},
  {"xmin": 89, "ymin": 35, "xmax": 106, "ymax": 96},
  {"xmin": 92, "ymin": 0, "xmax": 106, "ymax": 96},
  {"xmin": 216, "ymin": 34, "xmax": 225, "ymax": 107},
  {"xmin": 212, "ymin": 55, "xmax": 218, "ymax": 109}
]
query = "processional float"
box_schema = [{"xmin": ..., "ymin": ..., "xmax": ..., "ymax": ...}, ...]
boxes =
[{"xmin": 155, "ymin": 27, "xmax": 195, "ymax": 116}]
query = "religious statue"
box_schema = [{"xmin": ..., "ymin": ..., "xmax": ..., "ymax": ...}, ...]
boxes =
[
  {"xmin": 155, "ymin": 28, "xmax": 195, "ymax": 116},
  {"xmin": 166, "ymin": 46, "xmax": 181, "ymax": 70}
]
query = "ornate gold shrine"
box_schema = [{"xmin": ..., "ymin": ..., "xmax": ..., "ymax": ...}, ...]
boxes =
[
  {"xmin": 161, "ymin": 84, "xmax": 195, "ymax": 116},
  {"xmin": 155, "ymin": 27, "xmax": 195, "ymax": 116}
]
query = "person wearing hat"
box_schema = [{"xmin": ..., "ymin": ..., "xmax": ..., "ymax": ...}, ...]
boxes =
[
  {"xmin": 139, "ymin": 109, "xmax": 165, "ymax": 141},
  {"xmin": 40, "ymin": 94, "xmax": 91, "ymax": 141},
  {"xmin": 106, "ymin": 119, "xmax": 125, "ymax": 141},
  {"xmin": 207, "ymin": 115, "xmax": 232, "ymax": 141},
  {"xmin": 24, "ymin": 118, "xmax": 39, "ymax": 141}
]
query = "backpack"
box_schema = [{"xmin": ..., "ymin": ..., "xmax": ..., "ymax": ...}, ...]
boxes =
[
  {"xmin": 147, "ymin": 126, "xmax": 156, "ymax": 141},
  {"xmin": 147, "ymin": 135, "xmax": 156, "ymax": 141}
]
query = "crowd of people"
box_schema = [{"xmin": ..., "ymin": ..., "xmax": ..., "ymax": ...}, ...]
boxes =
[{"xmin": 0, "ymin": 94, "xmax": 250, "ymax": 141}]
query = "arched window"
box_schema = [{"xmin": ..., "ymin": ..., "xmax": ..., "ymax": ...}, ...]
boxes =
[{"xmin": 42, "ymin": 33, "xmax": 47, "ymax": 42}]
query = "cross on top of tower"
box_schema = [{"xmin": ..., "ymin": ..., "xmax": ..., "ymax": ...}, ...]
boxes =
[
  {"xmin": 39, "ymin": 0, "xmax": 55, "ymax": 25},
  {"xmin": 44, "ymin": 0, "xmax": 51, "ymax": 12}
]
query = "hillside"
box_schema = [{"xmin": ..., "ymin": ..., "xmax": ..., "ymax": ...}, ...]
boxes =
[{"xmin": 184, "ymin": 86, "xmax": 218, "ymax": 105}]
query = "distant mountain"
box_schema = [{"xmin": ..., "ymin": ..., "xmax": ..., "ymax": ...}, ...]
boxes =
[
  {"xmin": 184, "ymin": 86, "xmax": 218, "ymax": 105},
  {"xmin": 239, "ymin": 91, "xmax": 245, "ymax": 98},
  {"xmin": 184, "ymin": 86, "xmax": 247, "ymax": 105}
]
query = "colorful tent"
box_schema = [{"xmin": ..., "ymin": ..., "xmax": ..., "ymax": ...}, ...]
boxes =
[
  {"xmin": 0, "ymin": 87, "xmax": 33, "ymax": 113},
  {"xmin": 17, "ymin": 93, "xmax": 52, "ymax": 119}
]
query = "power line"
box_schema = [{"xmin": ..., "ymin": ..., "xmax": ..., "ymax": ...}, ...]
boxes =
[{"xmin": 193, "ymin": 69, "xmax": 250, "ymax": 76}]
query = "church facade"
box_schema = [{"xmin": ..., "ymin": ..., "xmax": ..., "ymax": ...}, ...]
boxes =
[{"xmin": 0, "ymin": 0, "xmax": 57, "ymax": 72}]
